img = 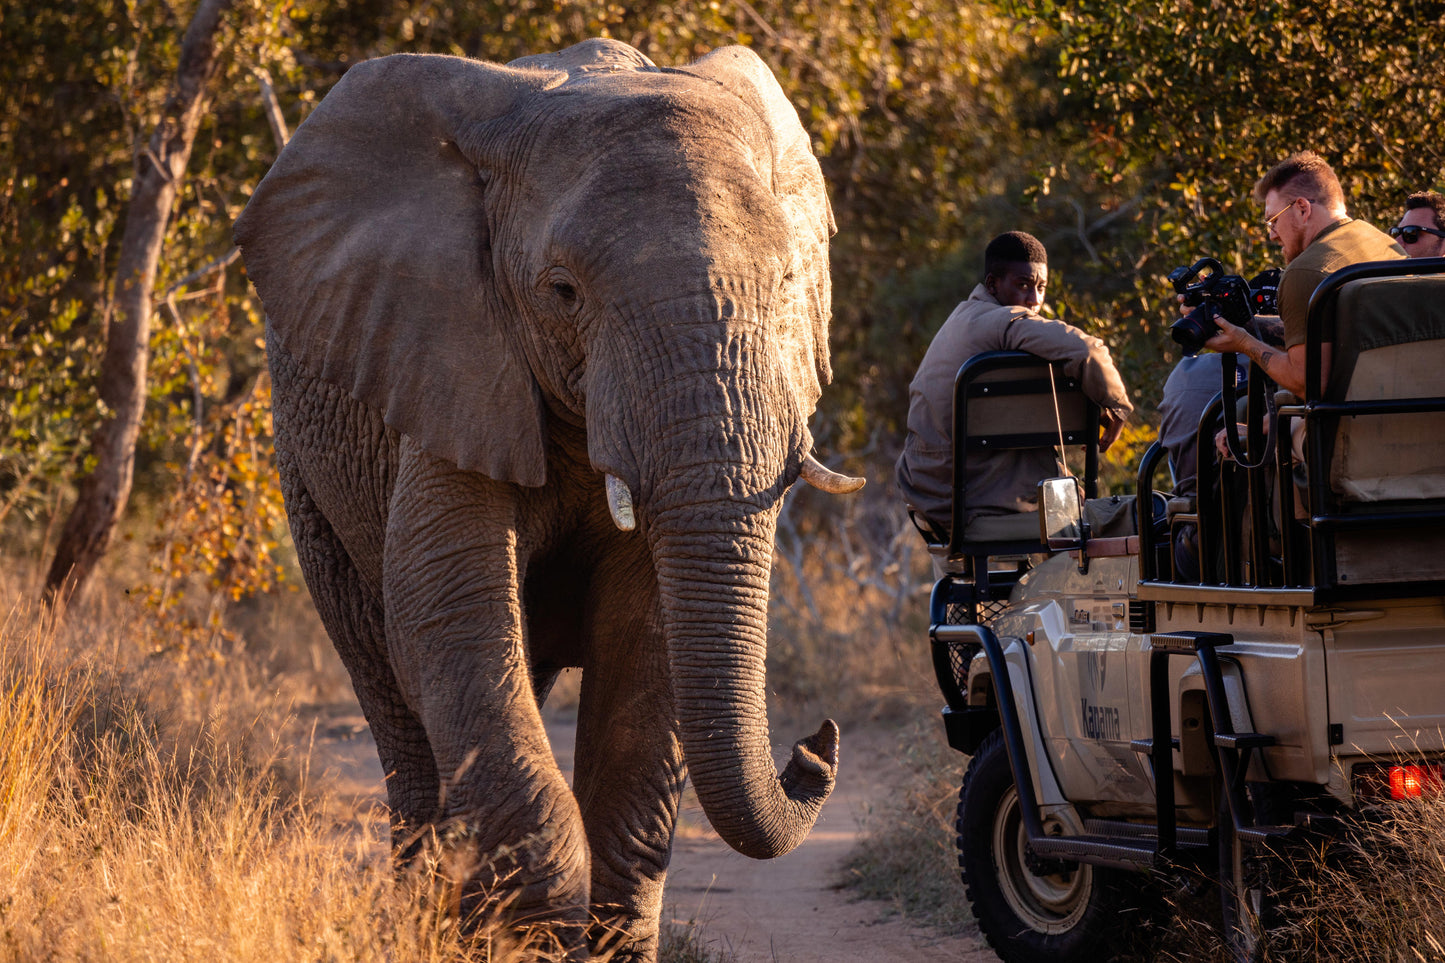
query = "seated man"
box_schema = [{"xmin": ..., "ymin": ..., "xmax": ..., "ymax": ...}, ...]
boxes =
[
  {"xmin": 1205, "ymin": 151, "xmax": 1403, "ymax": 401},
  {"xmin": 1205, "ymin": 153, "xmax": 1404, "ymax": 535},
  {"xmin": 1393, "ymin": 191, "xmax": 1445, "ymax": 258},
  {"xmin": 896, "ymin": 231, "xmax": 1133, "ymax": 543}
]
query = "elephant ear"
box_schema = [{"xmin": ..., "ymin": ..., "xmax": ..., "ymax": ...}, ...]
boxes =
[
  {"xmin": 683, "ymin": 47, "xmax": 836, "ymax": 416},
  {"xmin": 234, "ymin": 54, "xmax": 553, "ymax": 486}
]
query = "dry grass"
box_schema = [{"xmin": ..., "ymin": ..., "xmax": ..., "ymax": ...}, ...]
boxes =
[
  {"xmin": 766, "ymin": 489, "xmax": 936, "ymax": 731},
  {"xmin": 0, "ymin": 566, "xmax": 604, "ymax": 963},
  {"xmin": 1254, "ymin": 791, "xmax": 1445, "ymax": 962},
  {"xmin": 836, "ymin": 718, "xmax": 973, "ymax": 933}
]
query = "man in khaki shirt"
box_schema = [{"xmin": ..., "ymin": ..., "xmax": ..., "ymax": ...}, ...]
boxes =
[
  {"xmin": 896, "ymin": 232, "xmax": 1133, "ymax": 535},
  {"xmin": 1204, "ymin": 151, "xmax": 1403, "ymax": 400}
]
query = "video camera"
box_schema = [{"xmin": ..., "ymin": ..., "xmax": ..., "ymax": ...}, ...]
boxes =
[
  {"xmin": 1166, "ymin": 258, "xmax": 1258, "ymax": 353},
  {"xmin": 1165, "ymin": 259, "xmax": 1285, "ymax": 469}
]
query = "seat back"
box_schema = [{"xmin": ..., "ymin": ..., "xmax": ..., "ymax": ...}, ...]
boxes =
[
  {"xmin": 1326, "ymin": 273, "xmax": 1445, "ymax": 502},
  {"xmin": 943, "ymin": 351, "xmax": 1101, "ymax": 560},
  {"xmin": 1303, "ymin": 259, "xmax": 1445, "ymax": 591}
]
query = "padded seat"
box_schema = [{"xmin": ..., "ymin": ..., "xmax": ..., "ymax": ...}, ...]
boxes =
[{"xmin": 1298, "ymin": 261, "xmax": 1445, "ymax": 589}]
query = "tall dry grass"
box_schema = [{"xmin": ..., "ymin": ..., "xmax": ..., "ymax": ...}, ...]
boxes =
[
  {"xmin": 0, "ymin": 567, "xmax": 595, "ymax": 963},
  {"xmin": 1256, "ymin": 791, "xmax": 1445, "ymax": 962},
  {"xmin": 765, "ymin": 489, "xmax": 936, "ymax": 730}
]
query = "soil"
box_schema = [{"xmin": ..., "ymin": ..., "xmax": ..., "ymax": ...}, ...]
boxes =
[{"xmin": 308, "ymin": 711, "xmax": 997, "ymax": 963}]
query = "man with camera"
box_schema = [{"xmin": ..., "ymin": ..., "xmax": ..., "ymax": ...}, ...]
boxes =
[
  {"xmin": 1201, "ymin": 151, "xmax": 1402, "ymax": 400},
  {"xmin": 1394, "ymin": 191, "xmax": 1445, "ymax": 258},
  {"xmin": 897, "ymin": 231, "xmax": 1133, "ymax": 540}
]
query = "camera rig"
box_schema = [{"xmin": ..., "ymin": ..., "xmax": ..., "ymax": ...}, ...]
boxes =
[
  {"xmin": 1165, "ymin": 258, "xmax": 1284, "ymax": 469},
  {"xmin": 1167, "ymin": 257, "xmax": 1258, "ymax": 353}
]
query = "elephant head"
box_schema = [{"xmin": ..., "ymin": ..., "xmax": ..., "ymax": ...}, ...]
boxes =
[{"xmin": 235, "ymin": 39, "xmax": 859, "ymax": 860}]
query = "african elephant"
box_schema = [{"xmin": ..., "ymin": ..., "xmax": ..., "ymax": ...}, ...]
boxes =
[{"xmin": 234, "ymin": 38, "xmax": 861, "ymax": 961}]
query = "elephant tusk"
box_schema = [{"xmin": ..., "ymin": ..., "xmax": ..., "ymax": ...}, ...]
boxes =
[
  {"xmin": 800, "ymin": 454, "xmax": 865, "ymax": 494},
  {"xmin": 605, "ymin": 474, "xmax": 636, "ymax": 531}
]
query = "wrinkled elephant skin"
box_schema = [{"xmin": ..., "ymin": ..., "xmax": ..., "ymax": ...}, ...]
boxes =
[{"xmin": 234, "ymin": 39, "xmax": 852, "ymax": 962}]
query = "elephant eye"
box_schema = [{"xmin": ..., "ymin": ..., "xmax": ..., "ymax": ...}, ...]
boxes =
[{"xmin": 540, "ymin": 266, "xmax": 583, "ymax": 313}]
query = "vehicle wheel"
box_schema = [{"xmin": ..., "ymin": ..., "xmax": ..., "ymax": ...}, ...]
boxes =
[
  {"xmin": 956, "ymin": 729, "xmax": 1132, "ymax": 963},
  {"xmin": 1217, "ymin": 787, "xmax": 1285, "ymax": 963}
]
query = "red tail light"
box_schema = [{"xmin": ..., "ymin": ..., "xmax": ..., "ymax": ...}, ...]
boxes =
[
  {"xmin": 1390, "ymin": 765, "xmax": 1442, "ymax": 800},
  {"xmin": 1355, "ymin": 762, "xmax": 1445, "ymax": 802}
]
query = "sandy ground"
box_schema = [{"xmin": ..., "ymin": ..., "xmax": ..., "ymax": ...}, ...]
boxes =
[
  {"xmin": 309, "ymin": 711, "xmax": 996, "ymax": 963},
  {"xmin": 651, "ymin": 726, "xmax": 995, "ymax": 963}
]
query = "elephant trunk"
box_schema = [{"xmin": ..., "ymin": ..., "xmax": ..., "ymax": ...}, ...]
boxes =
[
  {"xmin": 649, "ymin": 501, "xmax": 838, "ymax": 860},
  {"xmin": 589, "ymin": 307, "xmax": 839, "ymax": 857}
]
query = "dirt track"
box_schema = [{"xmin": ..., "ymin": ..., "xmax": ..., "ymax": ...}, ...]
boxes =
[
  {"xmin": 655, "ymin": 730, "xmax": 994, "ymax": 963},
  {"xmin": 311, "ymin": 712, "xmax": 995, "ymax": 962}
]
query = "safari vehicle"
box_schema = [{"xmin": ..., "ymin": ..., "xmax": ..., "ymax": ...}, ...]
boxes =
[{"xmin": 920, "ymin": 257, "xmax": 1445, "ymax": 963}]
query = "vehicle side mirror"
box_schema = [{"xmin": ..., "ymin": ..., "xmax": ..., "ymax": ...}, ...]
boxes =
[{"xmin": 1039, "ymin": 476, "xmax": 1089, "ymax": 565}]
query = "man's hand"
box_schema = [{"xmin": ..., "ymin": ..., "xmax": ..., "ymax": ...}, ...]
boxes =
[
  {"xmin": 1203, "ymin": 317, "xmax": 1308, "ymax": 397},
  {"xmin": 1214, "ymin": 426, "xmax": 1234, "ymax": 461},
  {"xmin": 1100, "ymin": 409, "xmax": 1126, "ymax": 452},
  {"xmin": 1214, "ymin": 408, "xmax": 1271, "ymax": 460},
  {"xmin": 1202, "ymin": 315, "xmax": 1250, "ymax": 355}
]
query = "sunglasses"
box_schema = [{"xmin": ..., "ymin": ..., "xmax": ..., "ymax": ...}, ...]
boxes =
[{"xmin": 1389, "ymin": 224, "xmax": 1445, "ymax": 245}]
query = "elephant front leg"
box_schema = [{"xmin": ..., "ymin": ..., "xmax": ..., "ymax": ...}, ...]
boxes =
[
  {"xmin": 571, "ymin": 582, "xmax": 684, "ymax": 963},
  {"xmin": 384, "ymin": 440, "xmax": 590, "ymax": 952}
]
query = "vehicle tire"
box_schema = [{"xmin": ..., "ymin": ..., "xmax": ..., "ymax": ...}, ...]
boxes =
[
  {"xmin": 1217, "ymin": 787, "xmax": 1286, "ymax": 963},
  {"xmin": 956, "ymin": 728, "xmax": 1132, "ymax": 963}
]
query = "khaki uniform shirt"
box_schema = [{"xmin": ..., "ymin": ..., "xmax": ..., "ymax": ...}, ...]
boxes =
[
  {"xmin": 896, "ymin": 285, "xmax": 1133, "ymax": 530},
  {"xmin": 1278, "ymin": 219, "xmax": 1404, "ymax": 349}
]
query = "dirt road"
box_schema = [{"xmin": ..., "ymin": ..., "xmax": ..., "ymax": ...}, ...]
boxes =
[
  {"xmin": 656, "ymin": 734, "xmax": 993, "ymax": 963},
  {"xmin": 311, "ymin": 712, "xmax": 995, "ymax": 963}
]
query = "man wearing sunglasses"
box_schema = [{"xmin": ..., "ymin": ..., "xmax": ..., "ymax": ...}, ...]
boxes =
[
  {"xmin": 1393, "ymin": 192, "xmax": 1445, "ymax": 259},
  {"xmin": 1202, "ymin": 151, "xmax": 1403, "ymax": 399}
]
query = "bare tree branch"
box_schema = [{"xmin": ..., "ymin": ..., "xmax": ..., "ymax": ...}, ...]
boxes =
[
  {"xmin": 45, "ymin": 0, "xmax": 238, "ymax": 608},
  {"xmin": 253, "ymin": 67, "xmax": 290, "ymax": 150}
]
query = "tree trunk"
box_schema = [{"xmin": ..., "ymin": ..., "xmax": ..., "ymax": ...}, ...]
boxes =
[{"xmin": 44, "ymin": 0, "xmax": 237, "ymax": 607}]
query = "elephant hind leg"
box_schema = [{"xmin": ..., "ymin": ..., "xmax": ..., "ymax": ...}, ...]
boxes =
[
  {"xmin": 276, "ymin": 456, "xmax": 441, "ymax": 842},
  {"xmin": 569, "ymin": 581, "xmax": 680, "ymax": 963}
]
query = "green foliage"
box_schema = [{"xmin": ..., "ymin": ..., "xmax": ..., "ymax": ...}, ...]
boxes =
[
  {"xmin": 0, "ymin": 2, "xmax": 131, "ymax": 526},
  {"xmin": 1003, "ymin": 0, "xmax": 1445, "ymax": 430},
  {"xmin": 0, "ymin": 0, "xmax": 298, "ymax": 595},
  {"xmin": 5, "ymin": 0, "xmax": 1442, "ymax": 604}
]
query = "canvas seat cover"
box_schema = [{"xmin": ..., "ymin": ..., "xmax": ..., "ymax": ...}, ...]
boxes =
[{"xmin": 1327, "ymin": 274, "xmax": 1445, "ymax": 502}]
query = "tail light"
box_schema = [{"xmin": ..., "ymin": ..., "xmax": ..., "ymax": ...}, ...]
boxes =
[{"xmin": 1354, "ymin": 762, "xmax": 1445, "ymax": 803}]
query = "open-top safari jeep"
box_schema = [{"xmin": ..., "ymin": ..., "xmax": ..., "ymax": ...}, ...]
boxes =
[{"xmin": 922, "ymin": 257, "xmax": 1445, "ymax": 963}]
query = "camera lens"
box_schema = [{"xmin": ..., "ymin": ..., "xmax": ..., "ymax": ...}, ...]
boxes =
[{"xmin": 1169, "ymin": 305, "xmax": 1219, "ymax": 353}]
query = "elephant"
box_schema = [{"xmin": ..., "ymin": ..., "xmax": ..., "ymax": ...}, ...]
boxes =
[{"xmin": 234, "ymin": 37, "xmax": 863, "ymax": 961}]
